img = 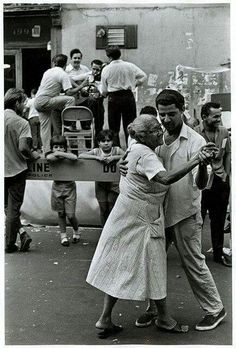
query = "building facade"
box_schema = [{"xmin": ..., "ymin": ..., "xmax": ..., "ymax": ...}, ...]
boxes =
[
  {"xmin": 4, "ymin": 3, "xmax": 61, "ymax": 95},
  {"xmin": 4, "ymin": 3, "xmax": 230, "ymax": 120}
]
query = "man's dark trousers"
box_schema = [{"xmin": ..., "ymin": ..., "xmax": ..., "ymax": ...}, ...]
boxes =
[
  {"xmin": 4, "ymin": 170, "xmax": 27, "ymax": 246},
  {"xmin": 108, "ymin": 90, "xmax": 136, "ymax": 146},
  {"xmin": 88, "ymin": 97, "xmax": 104, "ymax": 143},
  {"xmin": 201, "ymin": 174, "xmax": 230, "ymax": 261}
]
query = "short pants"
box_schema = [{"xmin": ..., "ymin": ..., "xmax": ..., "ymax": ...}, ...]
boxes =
[{"xmin": 51, "ymin": 181, "xmax": 76, "ymax": 213}]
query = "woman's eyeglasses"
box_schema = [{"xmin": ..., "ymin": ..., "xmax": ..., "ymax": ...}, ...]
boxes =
[{"xmin": 148, "ymin": 128, "xmax": 164, "ymax": 136}]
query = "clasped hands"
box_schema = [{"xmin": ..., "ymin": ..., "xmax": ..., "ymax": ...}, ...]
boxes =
[
  {"xmin": 198, "ymin": 142, "xmax": 219, "ymax": 165},
  {"xmin": 118, "ymin": 142, "xmax": 219, "ymax": 177}
]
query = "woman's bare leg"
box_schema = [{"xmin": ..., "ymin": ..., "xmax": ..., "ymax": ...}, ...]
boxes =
[
  {"xmin": 154, "ymin": 298, "xmax": 176, "ymax": 328},
  {"xmin": 146, "ymin": 299, "xmax": 157, "ymax": 312},
  {"xmin": 96, "ymin": 293, "xmax": 118, "ymax": 329}
]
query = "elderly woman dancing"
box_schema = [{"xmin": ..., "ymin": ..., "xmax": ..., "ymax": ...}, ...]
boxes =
[{"xmin": 86, "ymin": 114, "xmax": 214, "ymax": 338}]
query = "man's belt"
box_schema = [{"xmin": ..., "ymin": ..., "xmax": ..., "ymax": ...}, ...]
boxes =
[{"xmin": 108, "ymin": 89, "xmax": 133, "ymax": 96}]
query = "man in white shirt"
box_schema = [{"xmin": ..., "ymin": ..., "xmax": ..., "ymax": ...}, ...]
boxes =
[
  {"xmin": 121, "ymin": 89, "xmax": 226, "ymax": 332},
  {"xmin": 5, "ymin": 88, "xmax": 40, "ymax": 253},
  {"xmin": 35, "ymin": 54, "xmax": 85, "ymax": 153},
  {"xmin": 25, "ymin": 88, "xmax": 42, "ymax": 151},
  {"xmin": 65, "ymin": 49, "xmax": 93, "ymax": 130},
  {"xmin": 101, "ymin": 46, "xmax": 147, "ymax": 146},
  {"xmin": 134, "ymin": 89, "xmax": 226, "ymax": 332},
  {"xmin": 65, "ymin": 48, "xmax": 90, "ymax": 83}
]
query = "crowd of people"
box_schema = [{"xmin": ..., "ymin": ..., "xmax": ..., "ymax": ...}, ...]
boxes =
[{"xmin": 4, "ymin": 45, "xmax": 231, "ymax": 338}]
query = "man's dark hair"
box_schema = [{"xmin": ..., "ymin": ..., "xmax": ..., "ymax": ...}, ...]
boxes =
[
  {"xmin": 201, "ymin": 102, "xmax": 221, "ymax": 119},
  {"xmin": 91, "ymin": 59, "xmax": 103, "ymax": 66},
  {"xmin": 50, "ymin": 135, "xmax": 68, "ymax": 151},
  {"xmin": 31, "ymin": 88, "xmax": 38, "ymax": 95},
  {"xmin": 52, "ymin": 54, "xmax": 68, "ymax": 68},
  {"xmin": 140, "ymin": 105, "xmax": 157, "ymax": 116},
  {"xmin": 155, "ymin": 89, "xmax": 185, "ymax": 111},
  {"xmin": 105, "ymin": 46, "xmax": 121, "ymax": 60},
  {"xmin": 91, "ymin": 60, "xmax": 103, "ymax": 81},
  {"xmin": 70, "ymin": 48, "xmax": 82, "ymax": 59},
  {"xmin": 4, "ymin": 88, "xmax": 25, "ymax": 110},
  {"xmin": 96, "ymin": 129, "xmax": 115, "ymax": 143}
]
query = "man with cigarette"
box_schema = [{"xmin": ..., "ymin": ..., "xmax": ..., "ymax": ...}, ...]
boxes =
[{"xmin": 200, "ymin": 102, "xmax": 231, "ymax": 267}]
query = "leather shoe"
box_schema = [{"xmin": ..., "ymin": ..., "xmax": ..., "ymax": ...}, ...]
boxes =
[
  {"xmin": 5, "ymin": 244, "xmax": 18, "ymax": 253},
  {"xmin": 20, "ymin": 231, "xmax": 32, "ymax": 252},
  {"xmin": 214, "ymin": 255, "xmax": 232, "ymax": 267}
]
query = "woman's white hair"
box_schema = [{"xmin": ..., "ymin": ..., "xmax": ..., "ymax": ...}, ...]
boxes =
[{"xmin": 128, "ymin": 114, "xmax": 159, "ymax": 141}]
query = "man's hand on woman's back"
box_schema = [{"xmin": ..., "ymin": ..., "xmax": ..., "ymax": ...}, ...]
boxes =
[{"xmin": 118, "ymin": 158, "xmax": 128, "ymax": 176}]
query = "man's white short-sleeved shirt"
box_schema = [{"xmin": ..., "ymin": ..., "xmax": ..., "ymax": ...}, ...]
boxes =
[
  {"xmin": 25, "ymin": 97, "xmax": 39, "ymax": 119},
  {"xmin": 156, "ymin": 123, "xmax": 206, "ymax": 228},
  {"xmin": 36, "ymin": 67, "xmax": 72, "ymax": 98},
  {"xmin": 65, "ymin": 63, "xmax": 90, "ymax": 82},
  {"xmin": 101, "ymin": 59, "xmax": 146, "ymax": 94},
  {"xmin": 5, "ymin": 109, "xmax": 32, "ymax": 177}
]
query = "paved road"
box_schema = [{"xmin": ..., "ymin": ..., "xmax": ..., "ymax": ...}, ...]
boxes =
[{"xmin": 5, "ymin": 220, "xmax": 232, "ymax": 346}]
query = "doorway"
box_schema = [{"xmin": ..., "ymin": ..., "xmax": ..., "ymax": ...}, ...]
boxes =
[
  {"xmin": 4, "ymin": 48, "xmax": 51, "ymax": 96},
  {"xmin": 4, "ymin": 49, "xmax": 22, "ymax": 93},
  {"xmin": 22, "ymin": 48, "xmax": 51, "ymax": 96}
]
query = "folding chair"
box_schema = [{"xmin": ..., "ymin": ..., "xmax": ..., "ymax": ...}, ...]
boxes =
[{"xmin": 61, "ymin": 106, "xmax": 94, "ymax": 154}]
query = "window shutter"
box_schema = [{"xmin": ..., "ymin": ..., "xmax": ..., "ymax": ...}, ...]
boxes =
[
  {"xmin": 107, "ymin": 28, "xmax": 125, "ymax": 46},
  {"xmin": 96, "ymin": 25, "xmax": 137, "ymax": 49},
  {"xmin": 96, "ymin": 26, "xmax": 107, "ymax": 49},
  {"xmin": 125, "ymin": 25, "xmax": 137, "ymax": 48}
]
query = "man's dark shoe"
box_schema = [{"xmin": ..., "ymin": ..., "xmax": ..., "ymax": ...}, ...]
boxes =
[
  {"xmin": 222, "ymin": 254, "xmax": 232, "ymax": 267},
  {"xmin": 5, "ymin": 244, "xmax": 18, "ymax": 253},
  {"xmin": 135, "ymin": 311, "xmax": 158, "ymax": 328},
  {"xmin": 214, "ymin": 255, "xmax": 232, "ymax": 267},
  {"xmin": 195, "ymin": 308, "xmax": 227, "ymax": 331},
  {"xmin": 224, "ymin": 224, "xmax": 231, "ymax": 234},
  {"xmin": 20, "ymin": 231, "xmax": 32, "ymax": 252}
]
